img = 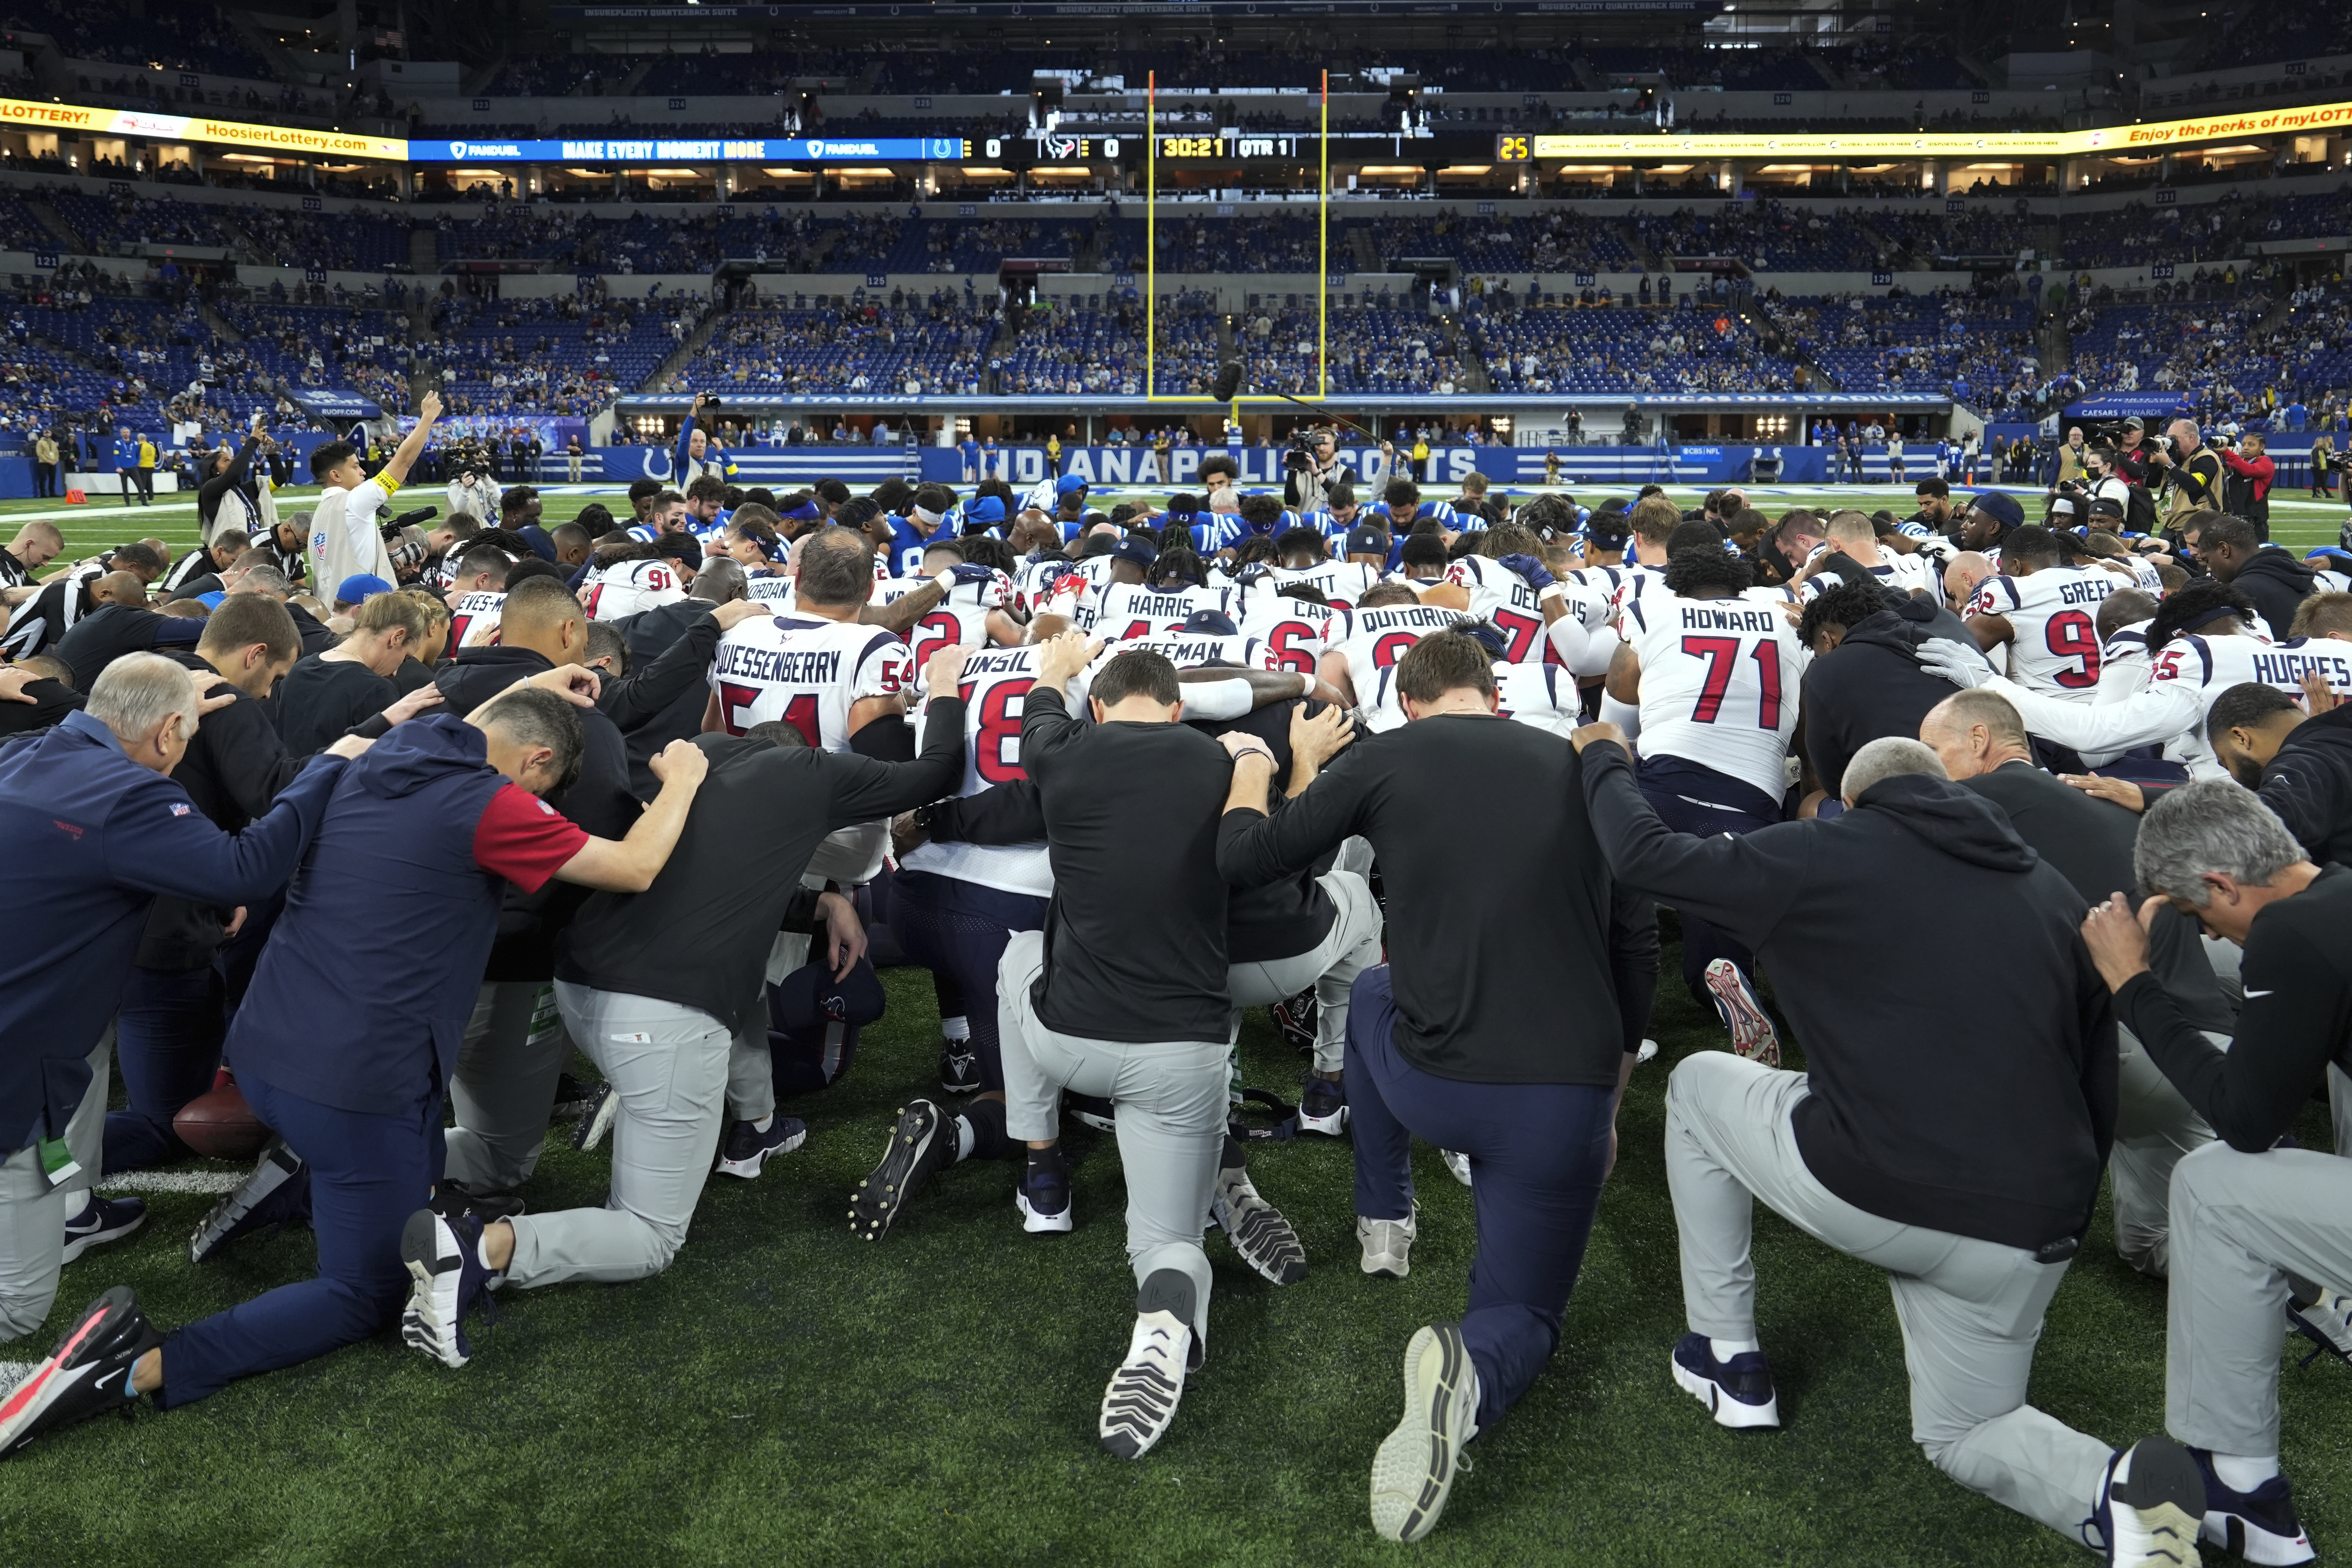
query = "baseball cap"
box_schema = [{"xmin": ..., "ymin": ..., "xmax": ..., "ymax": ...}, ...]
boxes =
[
  {"xmin": 1965, "ymin": 491, "xmax": 2025, "ymax": 530},
  {"xmin": 1110, "ymin": 536, "xmax": 1160, "ymax": 570},
  {"xmin": 334, "ymin": 573, "xmax": 393, "ymax": 604},
  {"xmin": 1056, "ymin": 473, "xmax": 1089, "ymax": 495},
  {"xmin": 1180, "ymin": 609, "xmax": 1238, "ymax": 636},
  {"xmin": 2087, "ymin": 496, "xmax": 2125, "ymax": 519},
  {"xmin": 2047, "ymin": 495, "xmax": 2079, "ymax": 518},
  {"xmin": 1345, "ymin": 523, "xmax": 1388, "ymax": 557},
  {"xmin": 2122, "ymin": 416, "xmax": 2145, "ymax": 429}
]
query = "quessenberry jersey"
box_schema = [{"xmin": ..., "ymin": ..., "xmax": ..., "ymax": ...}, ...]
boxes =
[
  {"xmin": 1621, "ymin": 592, "xmax": 1802, "ymax": 802},
  {"xmin": 1366, "ymin": 660, "xmax": 1579, "ymax": 737},
  {"xmin": 1966, "ymin": 566, "xmax": 2120, "ymax": 700},
  {"xmin": 1089, "ymin": 630, "xmax": 1268, "ymax": 674},
  {"xmin": 445, "ymin": 590, "xmax": 506, "ymax": 650},
  {"xmin": 899, "ymin": 643, "xmax": 1090, "ymax": 898},
  {"xmin": 898, "ymin": 572, "xmax": 1015, "ymax": 669},
  {"xmin": 708, "ymin": 613, "xmax": 914, "ymax": 752},
  {"xmin": 1241, "ymin": 596, "xmax": 1355, "ymax": 679},
  {"xmin": 583, "ymin": 558, "xmax": 686, "ymax": 621},
  {"xmin": 1261, "ymin": 558, "xmax": 1381, "ymax": 612},
  {"xmin": 1326, "ymin": 601, "xmax": 1466, "ymax": 703},
  {"xmin": 1089, "ymin": 581, "xmax": 1241, "ymax": 640}
]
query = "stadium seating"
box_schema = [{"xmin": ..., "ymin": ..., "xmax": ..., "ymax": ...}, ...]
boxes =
[
  {"xmin": 45, "ymin": 190, "xmax": 237, "ymax": 253},
  {"xmin": 236, "ymin": 207, "xmax": 416, "ymax": 274},
  {"xmin": 424, "ymin": 294, "xmax": 683, "ymax": 415},
  {"xmin": 1784, "ymin": 296, "xmax": 2040, "ymax": 403},
  {"xmin": 671, "ymin": 294, "xmax": 994, "ymax": 395},
  {"xmin": 1469, "ymin": 301, "xmax": 1798, "ymax": 395}
]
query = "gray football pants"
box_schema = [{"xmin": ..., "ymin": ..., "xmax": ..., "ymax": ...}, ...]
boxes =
[
  {"xmin": 0, "ymin": 1032, "xmax": 108, "ymax": 1341},
  {"xmin": 2109, "ymin": 1024, "xmax": 2225, "ymax": 1279},
  {"xmin": 1666, "ymin": 1051, "xmax": 2112, "ymax": 1544},
  {"xmin": 2168, "ymin": 1140, "xmax": 2352, "ymax": 1458},
  {"xmin": 442, "ymin": 982, "xmax": 573, "ymax": 1194},
  {"xmin": 999, "ymin": 929, "xmax": 1230, "ymax": 1348},
  {"xmin": 1224, "ymin": 870, "xmax": 1383, "ymax": 1075},
  {"xmin": 502, "ymin": 984, "xmax": 731, "ymax": 1288}
]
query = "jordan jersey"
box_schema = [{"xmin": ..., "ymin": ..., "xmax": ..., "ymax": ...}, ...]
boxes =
[
  {"xmin": 1621, "ymin": 592, "xmax": 1802, "ymax": 802},
  {"xmin": 709, "ymin": 613, "xmax": 912, "ymax": 750},
  {"xmin": 584, "ymin": 559, "xmax": 686, "ymax": 621},
  {"xmin": 1967, "ymin": 566, "xmax": 2119, "ymax": 698},
  {"xmin": 743, "ymin": 573, "xmax": 796, "ymax": 610},
  {"xmin": 445, "ymin": 590, "xmax": 505, "ymax": 650}
]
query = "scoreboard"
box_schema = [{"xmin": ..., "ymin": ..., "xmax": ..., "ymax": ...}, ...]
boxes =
[{"xmin": 1157, "ymin": 134, "xmax": 1305, "ymax": 159}]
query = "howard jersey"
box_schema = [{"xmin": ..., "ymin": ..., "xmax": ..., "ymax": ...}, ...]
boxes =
[
  {"xmin": 1366, "ymin": 661, "xmax": 1579, "ymax": 737},
  {"xmin": 1327, "ymin": 602, "xmax": 1467, "ymax": 700},
  {"xmin": 1262, "ymin": 559, "xmax": 1381, "ymax": 612},
  {"xmin": 1091, "ymin": 631, "xmax": 1268, "ymax": 674},
  {"xmin": 446, "ymin": 590, "xmax": 506, "ymax": 650},
  {"xmin": 1966, "ymin": 567, "xmax": 2119, "ymax": 699},
  {"xmin": 900, "ymin": 643, "xmax": 1090, "ymax": 898},
  {"xmin": 1091, "ymin": 581, "xmax": 1240, "ymax": 640},
  {"xmin": 709, "ymin": 614, "xmax": 913, "ymax": 752},
  {"xmin": 584, "ymin": 558, "xmax": 686, "ymax": 621},
  {"xmin": 1622, "ymin": 593, "xmax": 1802, "ymax": 802},
  {"xmin": 1242, "ymin": 596, "xmax": 1355, "ymax": 679}
]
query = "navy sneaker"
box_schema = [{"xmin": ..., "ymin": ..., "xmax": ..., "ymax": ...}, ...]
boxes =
[
  {"xmin": 715, "ymin": 1115, "xmax": 807, "ymax": 1179},
  {"xmin": 187, "ymin": 1138, "xmax": 309, "ymax": 1263},
  {"xmin": 60, "ymin": 1194, "xmax": 146, "ymax": 1265},
  {"xmin": 2189, "ymin": 1449, "xmax": 2314, "ymax": 1565},
  {"xmin": 939, "ymin": 1039, "xmax": 981, "ymax": 1096},
  {"xmin": 436, "ymin": 1181, "xmax": 526, "ymax": 1224},
  {"xmin": 0, "ymin": 1287, "xmax": 164, "ymax": 1460},
  {"xmin": 1300, "ymin": 1075, "xmax": 1348, "ymax": 1136},
  {"xmin": 2093, "ymin": 1436, "xmax": 2205, "ymax": 1567},
  {"xmin": 1017, "ymin": 1159, "xmax": 1073, "ymax": 1235},
  {"xmin": 847, "ymin": 1101, "xmax": 953, "ymax": 1241},
  {"xmin": 1269, "ymin": 988, "xmax": 1318, "ymax": 1054},
  {"xmin": 399, "ymin": 1205, "xmax": 496, "ymax": 1369},
  {"xmin": 1670, "ymin": 1332, "xmax": 1781, "ymax": 1429}
]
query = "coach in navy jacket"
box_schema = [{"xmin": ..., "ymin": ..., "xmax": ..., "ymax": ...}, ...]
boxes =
[{"xmin": 0, "ymin": 656, "xmax": 347, "ymax": 1340}]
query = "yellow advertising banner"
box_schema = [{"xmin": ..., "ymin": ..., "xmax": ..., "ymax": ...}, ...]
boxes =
[
  {"xmin": 1512, "ymin": 99, "xmax": 2352, "ymax": 162},
  {"xmin": 0, "ymin": 96, "xmax": 407, "ymax": 161}
]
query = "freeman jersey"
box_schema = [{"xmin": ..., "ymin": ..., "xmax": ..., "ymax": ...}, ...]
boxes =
[
  {"xmin": 900, "ymin": 643, "xmax": 1090, "ymax": 899},
  {"xmin": 1365, "ymin": 661, "xmax": 1579, "ymax": 737},
  {"xmin": 446, "ymin": 590, "xmax": 506, "ymax": 650},
  {"xmin": 1091, "ymin": 631, "xmax": 1268, "ymax": 674},
  {"xmin": 1261, "ymin": 558, "xmax": 1381, "ymax": 612},
  {"xmin": 584, "ymin": 558, "xmax": 686, "ymax": 621},
  {"xmin": 1966, "ymin": 567, "xmax": 2120, "ymax": 699},
  {"xmin": 1326, "ymin": 602, "xmax": 1467, "ymax": 701},
  {"xmin": 709, "ymin": 614, "xmax": 913, "ymax": 751},
  {"xmin": 1090, "ymin": 581, "xmax": 1240, "ymax": 640},
  {"xmin": 1242, "ymin": 596, "xmax": 1355, "ymax": 679},
  {"xmin": 1622, "ymin": 593, "xmax": 1803, "ymax": 802}
]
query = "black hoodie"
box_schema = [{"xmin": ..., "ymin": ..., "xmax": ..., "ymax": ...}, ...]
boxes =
[
  {"xmin": 1799, "ymin": 601, "xmax": 1963, "ymax": 797},
  {"xmin": 2260, "ymin": 700, "xmax": 2352, "ymax": 869},
  {"xmin": 1583, "ymin": 744, "xmax": 2116, "ymax": 1252},
  {"xmin": 2230, "ymin": 547, "xmax": 2316, "ymax": 641}
]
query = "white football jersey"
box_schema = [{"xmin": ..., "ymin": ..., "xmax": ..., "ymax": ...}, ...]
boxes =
[
  {"xmin": 743, "ymin": 573, "xmax": 797, "ymax": 610},
  {"xmin": 900, "ymin": 643, "xmax": 1089, "ymax": 898},
  {"xmin": 584, "ymin": 559, "xmax": 686, "ymax": 621},
  {"xmin": 446, "ymin": 590, "xmax": 505, "ymax": 650},
  {"xmin": 1443, "ymin": 555, "xmax": 1599, "ymax": 665},
  {"xmin": 1621, "ymin": 592, "xmax": 1802, "ymax": 802},
  {"xmin": 1967, "ymin": 567, "xmax": 2119, "ymax": 699},
  {"xmin": 1088, "ymin": 581, "xmax": 1241, "ymax": 640},
  {"xmin": 1090, "ymin": 630, "xmax": 1267, "ymax": 674},
  {"xmin": 2147, "ymin": 632, "xmax": 2348, "ymax": 775},
  {"xmin": 1242, "ymin": 596, "xmax": 1355, "ymax": 679},
  {"xmin": 1262, "ymin": 559, "xmax": 1381, "ymax": 612},
  {"xmin": 1607, "ymin": 562, "xmax": 1670, "ymax": 639},
  {"xmin": 709, "ymin": 613, "xmax": 913, "ymax": 751},
  {"xmin": 1327, "ymin": 601, "xmax": 1467, "ymax": 702},
  {"xmin": 1367, "ymin": 661, "xmax": 1579, "ymax": 736},
  {"xmin": 1794, "ymin": 547, "xmax": 1938, "ymax": 604}
]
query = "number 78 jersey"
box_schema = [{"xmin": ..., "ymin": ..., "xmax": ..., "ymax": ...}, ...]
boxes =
[{"xmin": 1622, "ymin": 593, "xmax": 1802, "ymax": 802}]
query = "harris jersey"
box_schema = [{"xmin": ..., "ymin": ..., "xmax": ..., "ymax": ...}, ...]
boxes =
[
  {"xmin": 1966, "ymin": 567, "xmax": 2119, "ymax": 699},
  {"xmin": 584, "ymin": 558, "xmax": 687, "ymax": 621},
  {"xmin": 709, "ymin": 613, "xmax": 913, "ymax": 751},
  {"xmin": 1090, "ymin": 581, "xmax": 1240, "ymax": 640},
  {"xmin": 1622, "ymin": 593, "xmax": 1802, "ymax": 802},
  {"xmin": 446, "ymin": 590, "xmax": 506, "ymax": 650},
  {"xmin": 900, "ymin": 643, "xmax": 1090, "ymax": 899},
  {"xmin": 1326, "ymin": 601, "xmax": 1466, "ymax": 702}
]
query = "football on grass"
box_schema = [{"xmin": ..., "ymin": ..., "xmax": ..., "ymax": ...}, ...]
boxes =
[{"xmin": 174, "ymin": 1079, "xmax": 271, "ymax": 1160}]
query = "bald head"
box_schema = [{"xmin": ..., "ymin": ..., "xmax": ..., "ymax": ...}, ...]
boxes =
[
  {"xmin": 1920, "ymin": 691, "xmax": 2031, "ymax": 781},
  {"xmin": 92, "ymin": 570, "xmax": 148, "ymax": 609},
  {"xmin": 2098, "ymin": 588, "xmax": 2157, "ymax": 643},
  {"xmin": 1842, "ymin": 736, "xmax": 1948, "ymax": 806},
  {"xmin": 1944, "ymin": 551, "xmax": 1995, "ymax": 611}
]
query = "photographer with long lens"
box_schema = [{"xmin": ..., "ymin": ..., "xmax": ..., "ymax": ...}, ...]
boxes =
[
  {"xmin": 1284, "ymin": 426, "xmax": 1349, "ymax": 513},
  {"xmin": 2147, "ymin": 419, "xmax": 2225, "ymax": 529}
]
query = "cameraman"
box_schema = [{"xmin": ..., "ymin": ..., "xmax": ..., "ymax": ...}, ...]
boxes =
[
  {"xmin": 448, "ymin": 461, "xmax": 501, "ymax": 524},
  {"xmin": 2051, "ymin": 425, "xmax": 2090, "ymax": 489},
  {"xmin": 2145, "ymin": 417, "xmax": 2224, "ymax": 526},
  {"xmin": 2220, "ymin": 430, "xmax": 2274, "ymax": 537},
  {"xmin": 1282, "ymin": 426, "xmax": 1347, "ymax": 511},
  {"xmin": 2111, "ymin": 416, "xmax": 2158, "ymax": 491}
]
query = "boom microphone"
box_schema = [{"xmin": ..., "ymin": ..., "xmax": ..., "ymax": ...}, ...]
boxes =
[
  {"xmin": 1207, "ymin": 359, "xmax": 1388, "ymax": 447},
  {"xmin": 389, "ymin": 506, "xmax": 440, "ymax": 529},
  {"xmin": 1212, "ymin": 360, "xmax": 1244, "ymax": 402}
]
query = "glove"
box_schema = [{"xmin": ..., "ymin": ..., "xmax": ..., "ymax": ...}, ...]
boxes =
[
  {"xmin": 1912, "ymin": 535, "xmax": 1959, "ymax": 572},
  {"xmin": 1233, "ymin": 562, "xmax": 1272, "ymax": 588},
  {"xmin": 1496, "ymin": 552, "xmax": 1555, "ymax": 591},
  {"xmin": 947, "ymin": 562, "xmax": 997, "ymax": 585},
  {"xmin": 1916, "ymin": 637, "xmax": 1996, "ymax": 689}
]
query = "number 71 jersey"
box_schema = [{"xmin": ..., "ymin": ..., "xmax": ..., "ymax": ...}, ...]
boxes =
[
  {"xmin": 1621, "ymin": 592, "xmax": 1802, "ymax": 802},
  {"xmin": 709, "ymin": 614, "xmax": 914, "ymax": 751}
]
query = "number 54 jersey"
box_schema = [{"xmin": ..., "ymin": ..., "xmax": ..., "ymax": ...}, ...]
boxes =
[
  {"xmin": 899, "ymin": 643, "xmax": 1093, "ymax": 897},
  {"xmin": 1621, "ymin": 592, "xmax": 1803, "ymax": 803},
  {"xmin": 709, "ymin": 613, "xmax": 914, "ymax": 751}
]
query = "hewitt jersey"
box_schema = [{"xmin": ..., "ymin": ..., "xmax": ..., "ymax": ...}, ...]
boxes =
[
  {"xmin": 446, "ymin": 590, "xmax": 506, "ymax": 650},
  {"xmin": 1261, "ymin": 559, "xmax": 1381, "ymax": 612},
  {"xmin": 1622, "ymin": 593, "xmax": 1802, "ymax": 802},
  {"xmin": 709, "ymin": 614, "xmax": 913, "ymax": 751},
  {"xmin": 584, "ymin": 558, "xmax": 687, "ymax": 621},
  {"xmin": 900, "ymin": 643, "xmax": 1090, "ymax": 898},
  {"xmin": 1967, "ymin": 566, "xmax": 2119, "ymax": 699},
  {"xmin": 1326, "ymin": 601, "xmax": 1466, "ymax": 702},
  {"xmin": 1090, "ymin": 581, "xmax": 1241, "ymax": 640}
]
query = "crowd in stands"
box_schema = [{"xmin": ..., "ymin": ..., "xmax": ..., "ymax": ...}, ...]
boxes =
[
  {"xmin": 1471, "ymin": 298, "xmax": 1795, "ymax": 395},
  {"xmin": 1765, "ymin": 294, "xmax": 2041, "ymax": 406},
  {"xmin": 237, "ymin": 207, "xmax": 414, "ymax": 275},
  {"xmin": 8, "ymin": 0, "xmax": 272, "ymax": 78},
  {"xmin": 47, "ymin": 191, "xmax": 235, "ymax": 254},
  {"xmin": 423, "ymin": 293, "xmax": 689, "ymax": 417},
  {"xmin": 673, "ymin": 291, "xmax": 992, "ymax": 396},
  {"xmin": 2192, "ymin": 0, "xmax": 2352, "ymax": 73}
]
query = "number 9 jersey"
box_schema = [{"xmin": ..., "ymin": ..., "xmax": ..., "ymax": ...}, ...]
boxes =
[
  {"xmin": 901, "ymin": 643, "xmax": 1092, "ymax": 898},
  {"xmin": 708, "ymin": 614, "xmax": 914, "ymax": 751},
  {"xmin": 1965, "ymin": 566, "xmax": 2117, "ymax": 700}
]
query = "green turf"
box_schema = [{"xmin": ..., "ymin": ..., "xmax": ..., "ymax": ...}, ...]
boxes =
[
  {"xmin": 12, "ymin": 484, "xmax": 2349, "ymax": 567},
  {"xmin": 3, "ymin": 960, "xmax": 2343, "ymax": 1565}
]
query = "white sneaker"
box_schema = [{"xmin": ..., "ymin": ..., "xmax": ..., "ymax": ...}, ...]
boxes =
[
  {"xmin": 2100, "ymin": 1436, "xmax": 2207, "ymax": 1568},
  {"xmin": 1212, "ymin": 1162, "xmax": 1306, "ymax": 1285},
  {"xmin": 1440, "ymin": 1149, "xmax": 1473, "ymax": 1188},
  {"xmin": 1358, "ymin": 1210, "xmax": 1417, "ymax": 1279},
  {"xmin": 1369, "ymin": 1323, "xmax": 1477, "ymax": 1543},
  {"xmin": 1098, "ymin": 1269, "xmax": 1198, "ymax": 1459}
]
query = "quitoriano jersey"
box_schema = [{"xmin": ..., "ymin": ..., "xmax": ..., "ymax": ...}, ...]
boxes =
[
  {"xmin": 709, "ymin": 614, "xmax": 913, "ymax": 751},
  {"xmin": 1326, "ymin": 601, "xmax": 1466, "ymax": 702},
  {"xmin": 1622, "ymin": 591, "xmax": 1802, "ymax": 801},
  {"xmin": 1966, "ymin": 566, "xmax": 2119, "ymax": 699},
  {"xmin": 446, "ymin": 590, "xmax": 506, "ymax": 650},
  {"xmin": 584, "ymin": 558, "xmax": 687, "ymax": 621}
]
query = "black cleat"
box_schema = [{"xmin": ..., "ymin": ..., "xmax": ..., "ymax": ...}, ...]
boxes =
[{"xmin": 847, "ymin": 1101, "xmax": 954, "ymax": 1241}]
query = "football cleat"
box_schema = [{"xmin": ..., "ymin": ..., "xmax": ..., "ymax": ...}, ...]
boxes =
[
  {"xmin": 1016, "ymin": 1160, "xmax": 1073, "ymax": 1235},
  {"xmin": 1098, "ymin": 1269, "xmax": 1197, "ymax": 1459},
  {"xmin": 1369, "ymin": 1323, "xmax": 1476, "ymax": 1542},
  {"xmin": 547, "ymin": 1073, "xmax": 596, "ymax": 1122},
  {"xmin": 1065, "ymin": 1092, "xmax": 1116, "ymax": 1134},
  {"xmin": 1670, "ymin": 1332, "xmax": 1781, "ymax": 1429},
  {"xmin": 715, "ymin": 1115, "xmax": 807, "ymax": 1179},
  {"xmin": 1440, "ymin": 1149, "xmax": 1474, "ymax": 1188},
  {"xmin": 2287, "ymin": 1284, "xmax": 2352, "ymax": 1368},
  {"xmin": 847, "ymin": 1101, "xmax": 953, "ymax": 1241},
  {"xmin": 571, "ymin": 1081, "xmax": 619, "ymax": 1152},
  {"xmin": 1212, "ymin": 1161, "xmax": 1307, "ymax": 1285},
  {"xmin": 1704, "ymin": 958, "xmax": 1782, "ymax": 1068},
  {"xmin": 938, "ymin": 1040, "xmax": 981, "ymax": 1096},
  {"xmin": 60, "ymin": 1195, "xmax": 146, "ymax": 1266},
  {"xmin": 188, "ymin": 1138, "xmax": 308, "ymax": 1263}
]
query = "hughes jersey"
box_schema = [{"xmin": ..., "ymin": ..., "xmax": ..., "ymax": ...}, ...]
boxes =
[
  {"xmin": 1622, "ymin": 593, "xmax": 1803, "ymax": 802},
  {"xmin": 1242, "ymin": 596, "xmax": 1355, "ymax": 679},
  {"xmin": 1326, "ymin": 601, "xmax": 1466, "ymax": 701},
  {"xmin": 446, "ymin": 590, "xmax": 506, "ymax": 650},
  {"xmin": 584, "ymin": 558, "xmax": 687, "ymax": 621},
  {"xmin": 709, "ymin": 614, "xmax": 913, "ymax": 751},
  {"xmin": 899, "ymin": 643, "xmax": 1089, "ymax": 898},
  {"xmin": 1966, "ymin": 566, "xmax": 2119, "ymax": 699},
  {"xmin": 1090, "ymin": 581, "xmax": 1241, "ymax": 640}
]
